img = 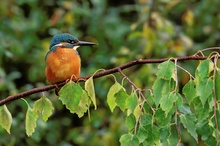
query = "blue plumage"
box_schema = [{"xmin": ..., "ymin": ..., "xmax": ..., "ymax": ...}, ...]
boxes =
[
  {"xmin": 49, "ymin": 33, "xmax": 78, "ymax": 49},
  {"xmin": 46, "ymin": 33, "xmax": 96, "ymax": 60}
]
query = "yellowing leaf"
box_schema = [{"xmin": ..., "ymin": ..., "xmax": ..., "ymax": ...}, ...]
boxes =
[
  {"xmin": 22, "ymin": 98, "xmax": 38, "ymax": 137},
  {"xmin": 59, "ymin": 81, "xmax": 83, "ymax": 113},
  {"xmin": 182, "ymin": 9, "xmax": 194, "ymax": 26},
  {"xmin": 64, "ymin": 12, "xmax": 74, "ymax": 25},
  {"xmin": 142, "ymin": 23, "xmax": 156, "ymax": 54},
  {"xmin": 0, "ymin": 105, "xmax": 12, "ymax": 134},
  {"xmin": 25, "ymin": 105, "xmax": 38, "ymax": 137},
  {"xmin": 134, "ymin": 105, "xmax": 141, "ymax": 121},
  {"xmin": 169, "ymin": 40, "xmax": 184, "ymax": 54},
  {"xmin": 107, "ymin": 82, "xmax": 123, "ymax": 112},
  {"xmin": 33, "ymin": 95, "xmax": 54, "ymax": 122},
  {"xmin": 85, "ymin": 76, "xmax": 96, "ymax": 109}
]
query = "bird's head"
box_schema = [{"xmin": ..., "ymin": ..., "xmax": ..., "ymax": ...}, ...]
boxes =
[{"xmin": 49, "ymin": 33, "xmax": 96, "ymax": 50}]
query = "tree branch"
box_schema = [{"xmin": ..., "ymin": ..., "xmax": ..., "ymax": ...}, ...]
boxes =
[{"xmin": 0, "ymin": 55, "xmax": 207, "ymax": 106}]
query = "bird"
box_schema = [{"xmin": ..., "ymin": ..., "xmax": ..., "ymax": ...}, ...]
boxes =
[{"xmin": 45, "ymin": 33, "xmax": 96, "ymax": 84}]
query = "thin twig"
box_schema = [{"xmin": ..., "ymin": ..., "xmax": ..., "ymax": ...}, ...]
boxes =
[
  {"xmin": 193, "ymin": 47, "xmax": 220, "ymax": 56},
  {"xmin": 176, "ymin": 65, "xmax": 195, "ymax": 80},
  {"xmin": 117, "ymin": 68, "xmax": 154, "ymax": 112},
  {"xmin": 117, "ymin": 68, "xmax": 155, "ymax": 134},
  {"xmin": 0, "ymin": 55, "xmax": 208, "ymax": 106}
]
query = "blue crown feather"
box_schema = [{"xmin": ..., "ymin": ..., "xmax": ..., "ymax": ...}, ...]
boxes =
[{"xmin": 49, "ymin": 33, "xmax": 78, "ymax": 49}]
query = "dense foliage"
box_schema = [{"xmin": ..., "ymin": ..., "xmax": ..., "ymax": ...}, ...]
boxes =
[{"xmin": 1, "ymin": 0, "xmax": 220, "ymax": 145}]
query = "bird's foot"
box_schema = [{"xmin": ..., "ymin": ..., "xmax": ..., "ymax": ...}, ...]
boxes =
[
  {"xmin": 54, "ymin": 83, "xmax": 60, "ymax": 96},
  {"xmin": 65, "ymin": 78, "xmax": 70, "ymax": 83}
]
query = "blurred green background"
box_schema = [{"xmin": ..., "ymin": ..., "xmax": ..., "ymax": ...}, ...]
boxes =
[{"xmin": 0, "ymin": 0, "xmax": 220, "ymax": 145}]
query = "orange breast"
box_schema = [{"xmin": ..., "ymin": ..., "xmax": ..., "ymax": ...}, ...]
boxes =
[{"xmin": 45, "ymin": 47, "xmax": 81, "ymax": 83}]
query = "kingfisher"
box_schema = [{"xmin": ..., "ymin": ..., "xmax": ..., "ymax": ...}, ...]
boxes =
[{"xmin": 45, "ymin": 33, "xmax": 96, "ymax": 84}]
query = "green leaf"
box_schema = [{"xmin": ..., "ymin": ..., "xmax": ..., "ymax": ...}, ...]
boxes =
[
  {"xmin": 196, "ymin": 120, "xmax": 213, "ymax": 141},
  {"xmin": 159, "ymin": 93, "xmax": 172, "ymax": 113},
  {"xmin": 215, "ymin": 69, "xmax": 220, "ymax": 101},
  {"xmin": 182, "ymin": 80, "xmax": 197, "ymax": 103},
  {"xmin": 120, "ymin": 133, "xmax": 139, "ymax": 146},
  {"xmin": 193, "ymin": 98, "xmax": 210, "ymax": 121},
  {"xmin": 73, "ymin": 90, "xmax": 91, "ymax": 118},
  {"xmin": 33, "ymin": 95, "xmax": 54, "ymax": 122},
  {"xmin": 145, "ymin": 124, "xmax": 160, "ymax": 145},
  {"xmin": 152, "ymin": 79, "xmax": 167, "ymax": 106},
  {"xmin": 26, "ymin": 105, "xmax": 38, "ymax": 137},
  {"xmin": 140, "ymin": 113, "xmax": 152, "ymax": 126},
  {"xmin": 126, "ymin": 93, "xmax": 138, "ymax": 112},
  {"xmin": 195, "ymin": 60, "xmax": 210, "ymax": 80},
  {"xmin": 146, "ymin": 94, "xmax": 155, "ymax": 106},
  {"xmin": 159, "ymin": 92, "xmax": 178, "ymax": 114},
  {"xmin": 136, "ymin": 125, "xmax": 148, "ymax": 143},
  {"xmin": 125, "ymin": 114, "xmax": 136, "ymax": 131},
  {"xmin": 0, "ymin": 105, "xmax": 12, "ymax": 134},
  {"xmin": 115, "ymin": 89, "xmax": 129, "ymax": 111},
  {"xmin": 168, "ymin": 125, "xmax": 179, "ymax": 146},
  {"xmin": 160, "ymin": 126, "xmax": 170, "ymax": 145},
  {"xmin": 155, "ymin": 109, "xmax": 171, "ymax": 127},
  {"xmin": 196, "ymin": 78, "xmax": 213, "ymax": 106},
  {"xmin": 176, "ymin": 93, "xmax": 183, "ymax": 108},
  {"xmin": 178, "ymin": 103, "xmax": 192, "ymax": 114},
  {"xmin": 156, "ymin": 60, "xmax": 175, "ymax": 80},
  {"xmin": 85, "ymin": 76, "xmax": 96, "ymax": 109},
  {"xmin": 107, "ymin": 82, "xmax": 123, "ymax": 112},
  {"xmin": 59, "ymin": 81, "xmax": 83, "ymax": 113},
  {"xmin": 180, "ymin": 114, "xmax": 198, "ymax": 142}
]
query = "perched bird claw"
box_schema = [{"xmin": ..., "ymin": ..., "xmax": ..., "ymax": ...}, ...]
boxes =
[{"xmin": 54, "ymin": 84, "xmax": 60, "ymax": 96}]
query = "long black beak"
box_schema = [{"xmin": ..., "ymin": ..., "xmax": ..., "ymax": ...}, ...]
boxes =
[{"xmin": 75, "ymin": 41, "xmax": 97, "ymax": 46}]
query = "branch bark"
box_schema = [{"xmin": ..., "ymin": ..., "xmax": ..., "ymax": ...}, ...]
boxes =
[{"xmin": 0, "ymin": 55, "xmax": 207, "ymax": 106}]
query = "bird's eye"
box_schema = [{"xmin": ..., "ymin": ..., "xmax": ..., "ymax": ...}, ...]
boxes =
[
  {"xmin": 67, "ymin": 40, "xmax": 73, "ymax": 43},
  {"xmin": 67, "ymin": 40, "xmax": 78, "ymax": 44}
]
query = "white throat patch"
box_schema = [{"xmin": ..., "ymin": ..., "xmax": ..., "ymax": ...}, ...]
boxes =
[
  {"xmin": 73, "ymin": 46, "xmax": 79, "ymax": 50},
  {"xmin": 55, "ymin": 43, "xmax": 79, "ymax": 50}
]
